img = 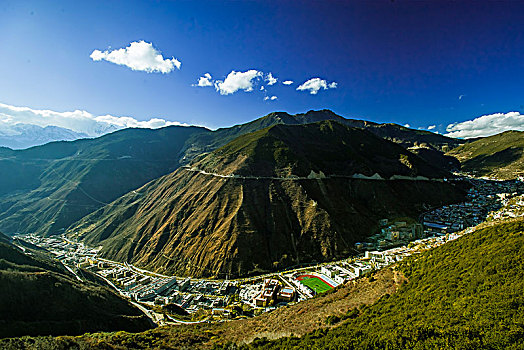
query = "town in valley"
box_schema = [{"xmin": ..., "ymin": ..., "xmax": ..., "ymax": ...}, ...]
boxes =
[{"xmin": 16, "ymin": 177, "xmax": 524, "ymax": 325}]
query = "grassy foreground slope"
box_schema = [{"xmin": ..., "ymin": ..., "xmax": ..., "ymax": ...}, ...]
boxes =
[
  {"xmin": 447, "ymin": 130, "xmax": 524, "ymax": 179},
  {"xmin": 249, "ymin": 218, "xmax": 524, "ymax": 350}
]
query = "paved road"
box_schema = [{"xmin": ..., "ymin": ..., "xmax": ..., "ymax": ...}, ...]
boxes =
[{"xmin": 184, "ymin": 166, "xmax": 443, "ymax": 182}]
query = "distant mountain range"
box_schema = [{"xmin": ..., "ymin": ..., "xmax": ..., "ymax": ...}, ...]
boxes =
[{"xmin": 0, "ymin": 123, "xmax": 88, "ymax": 149}]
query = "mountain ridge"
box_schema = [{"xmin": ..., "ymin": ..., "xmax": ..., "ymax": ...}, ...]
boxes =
[
  {"xmin": 68, "ymin": 121, "xmax": 466, "ymax": 278},
  {"xmin": 0, "ymin": 125, "xmax": 208, "ymax": 235},
  {"xmin": 0, "ymin": 109, "xmax": 464, "ymax": 237}
]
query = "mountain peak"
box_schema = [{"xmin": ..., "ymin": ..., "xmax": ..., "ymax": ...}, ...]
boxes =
[{"xmin": 196, "ymin": 120, "xmax": 448, "ymax": 179}]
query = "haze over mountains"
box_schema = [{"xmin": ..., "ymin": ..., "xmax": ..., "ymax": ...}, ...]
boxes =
[{"xmin": 0, "ymin": 124, "xmax": 88, "ymax": 149}]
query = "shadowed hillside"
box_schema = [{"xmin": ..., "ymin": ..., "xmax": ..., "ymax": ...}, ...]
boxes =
[
  {"xmin": 0, "ymin": 234, "xmax": 152, "ymax": 339},
  {"xmin": 181, "ymin": 109, "xmax": 463, "ymax": 165},
  {"xmin": 0, "ymin": 126, "xmax": 207, "ymax": 236}
]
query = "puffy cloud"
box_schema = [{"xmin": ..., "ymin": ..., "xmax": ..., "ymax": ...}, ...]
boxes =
[
  {"xmin": 266, "ymin": 72, "xmax": 277, "ymax": 85},
  {"xmin": 296, "ymin": 78, "xmax": 337, "ymax": 95},
  {"xmin": 264, "ymin": 96, "xmax": 278, "ymax": 101},
  {"xmin": 445, "ymin": 111, "xmax": 524, "ymax": 139},
  {"xmin": 90, "ymin": 40, "xmax": 181, "ymax": 73},
  {"xmin": 404, "ymin": 124, "xmax": 411, "ymax": 128},
  {"xmin": 0, "ymin": 102, "xmax": 188, "ymax": 138},
  {"xmin": 260, "ymin": 86, "xmax": 265, "ymax": 91},
  {"xmin": 282, "ymin": 80, "xmax": 294, "ymax": 85},
  {"xmin": 214, "ymin": 69, "xmax": 263, "ymax": 95},
  {"xmin": 193, "ymin": 73, "xmax": 213, "ymax": 87},
  {"xmin": 427, "ymin": 125, "xmax": 436, "ymax": 130}
]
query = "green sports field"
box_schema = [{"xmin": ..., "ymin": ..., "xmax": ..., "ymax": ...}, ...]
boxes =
[{"xmin": 298, "ymin": 276, "xmax": 333, "ymax": 294}]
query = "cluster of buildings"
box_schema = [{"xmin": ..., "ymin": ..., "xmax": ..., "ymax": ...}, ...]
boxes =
[
  {"xmin": 15, "ymin": 234, "xmax": 98, "ymax": 273},
  {"xmin": 357, "ymin": 219, "xmax": 424, "ymax": 250},
  {"xmin": 95, "ymin": 262, "xmax": 236, "ymax": 313},
  {"xmin": 319, "ymin": 260, "xmax": 374, "ymax": 284},
  {"xmin": 252, "ymin": 279, "xmax": 295, "ymax": 307},
  {"xmin": 423, "ymin": 179, "xmax": 523, "ymax": 235}
]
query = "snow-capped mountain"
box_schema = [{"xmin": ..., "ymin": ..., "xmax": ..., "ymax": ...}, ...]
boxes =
[{"xmin": 0, "ymin": 123, "xmax": 89, "ymax": 149}]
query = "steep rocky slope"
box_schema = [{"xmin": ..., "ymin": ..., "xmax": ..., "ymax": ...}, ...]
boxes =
[
  {"xmin": 69, "ymin": 121, "xmax": 466, "ymax": 278},
  {"xmin": 0, "ymin": 109, "xmax": 461, "ymax": 237}
]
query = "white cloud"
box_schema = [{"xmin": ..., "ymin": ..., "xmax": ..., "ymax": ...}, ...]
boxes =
[
  {"xmin": 193, "ymin": 73, "xmax": 213, "ymax": 87},
  {"xmin": 445, "ymin": 111, "xmax": 524, "ymax": 139},
  {"xmin": 260, "ymin": 86, "xmax": 265, "ymax": 91},
  {"xmin": 214, "ymin": 69, "xmax": 263, "ymax": 95},
  {"xmin": 282, "ymin": 80, "xmax": 294, "ymax": 85},
  {"xmin": 458, "ymin": 94, "xmax": 465, "ymax": 100},
  {"xmin": 404, "ymin": 124, "xmax": 411, "ymax": 128},
  {"xmin": 264, "ymin": 96, "xmax": 278, "ymax": 101},
  {"xmin": 427, "ymin": 125, "xmax": 436, "ymax": 130},
  {"xmin": 0, "ymin": 102, "xmax": 188, "ymax": 138},
  {"xmin": 266, "ymin": 73, "xmax": 277, "ymax": 86},
  {"xmin": 90, "ymin": 40, "xmax": 181, "ymax": 73},
  {"xmin": 296, "ymin": 78, "xmax": 337, "ymax": 95}
]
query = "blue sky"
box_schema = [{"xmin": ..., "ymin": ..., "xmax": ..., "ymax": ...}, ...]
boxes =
[{"xmin": 1, "ymin": 0, "xmax": 523, "ymax": 137}]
